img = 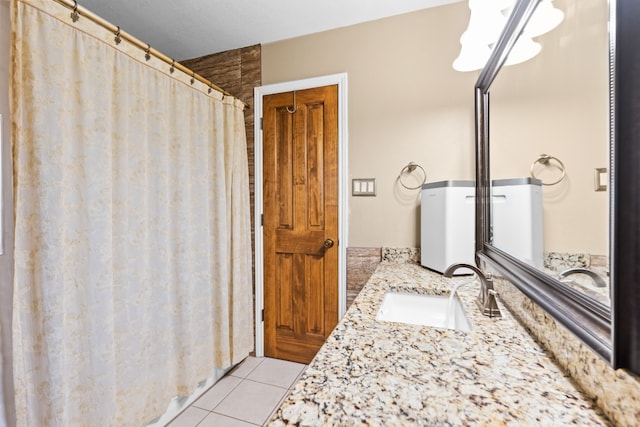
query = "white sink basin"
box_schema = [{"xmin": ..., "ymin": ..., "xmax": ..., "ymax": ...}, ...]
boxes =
[{"xmin": 376, "ymin": 292, "xmax": 472, "ymax": 331}]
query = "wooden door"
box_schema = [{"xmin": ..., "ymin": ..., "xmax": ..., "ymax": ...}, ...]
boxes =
[{"xmin": 263, "ymin": 85, "xmax": 339, "ymax": 364}]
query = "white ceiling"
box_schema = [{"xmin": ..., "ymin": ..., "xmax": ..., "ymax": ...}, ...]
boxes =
[{"xmin": 78, "ymin": 0, "xmax": 463, "ymax": 61}]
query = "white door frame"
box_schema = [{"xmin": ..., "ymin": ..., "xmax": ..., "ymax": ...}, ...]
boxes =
[{"xmin": 253, "ymin": 73, "xmax": 349, "ymax": 357}]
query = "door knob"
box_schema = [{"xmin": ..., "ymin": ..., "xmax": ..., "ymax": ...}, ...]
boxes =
[{"xmin": 323, "ymin": 238, "xmax": 335, "ymax": 249}]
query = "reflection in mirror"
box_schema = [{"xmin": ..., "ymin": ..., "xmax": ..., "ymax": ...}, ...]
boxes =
[{"xmin": 488, "ymin": 0, "xmax": 610, "ymax": 306}]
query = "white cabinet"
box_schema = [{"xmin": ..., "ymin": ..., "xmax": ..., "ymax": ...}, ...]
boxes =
[{"xmin": 420, "ymin": 181, "xmax": 475, "ymax": 274}]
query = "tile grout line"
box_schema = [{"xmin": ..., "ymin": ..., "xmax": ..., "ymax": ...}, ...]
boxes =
[
  {"xmin": 196, "ymin": 411, "xmax": 262, "ymax": 427},
  {"xmin": 262, "ymin": 366, "xmax": 308, "ymax": 426},
  {"xmin": 179, "ymin": 358, "xmax": 266, "ymax": 425},
  {"xmin": 170, "ymin": 358, "xmax": 306, "ymax": 427},
  {"xmin": 206, "ymin": 378, "xmax": 289, "ymax": 426},
  {"xmin": 191, "ymin": 376, "xmax": 245, "ymax": 412},
  {"xmin": 236, "ymin": 377, "xmax": 295, "ymax": 391},
  {"xmin": 264, "ymin": 389, "xmax": 293, "ymax": 425},
  {"xmin": 234, "ymin": 357, "xmax": 265, "ymax": 379}
]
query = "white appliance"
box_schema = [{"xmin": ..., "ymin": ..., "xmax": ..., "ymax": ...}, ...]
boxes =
[
  {"xmin": 420, "ymin": 180, "xmax": 475, "ymax": 274},
  {"xmin": 491, "ymin": 178, "xmax": 544, "ymax": 268}
]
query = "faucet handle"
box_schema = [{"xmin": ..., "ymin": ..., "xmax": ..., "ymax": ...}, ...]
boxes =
[
  {"xmin": 477, "ymin": 288, "xmax": 502, "ymax": 318},
  {"xmin": 484, "ymin": 273, "xmax": 495, "ymax": 288}
]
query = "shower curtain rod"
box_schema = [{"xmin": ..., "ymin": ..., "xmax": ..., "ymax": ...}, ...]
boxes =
[{"xmin": 53, "ymin": 0, "xmax": 248, "ymax": 109}]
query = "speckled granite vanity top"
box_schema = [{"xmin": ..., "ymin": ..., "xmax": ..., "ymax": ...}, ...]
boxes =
[{"xmin": 268, "ymin": 263, "xmax": 611, "ymax": 426}]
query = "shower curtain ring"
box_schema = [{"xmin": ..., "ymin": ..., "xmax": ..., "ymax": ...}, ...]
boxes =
[
  {"xmin": 208, "ymin": 85, "xmax": 213, "ymax": 94},
  {"xmin": 144, "ymin": 44, "xmax": 151, "ymax": 61},
  {"xmin": 71, "ymin": 0, "xmax": 80, "ymax": 22},
  {"xmin": 170, "ymin": 60, "xmax": 175, "ymax": 74},
  {"xmin": 190, "ymin": 72, "xmax": 195, "ymax": 85},
  {"xmin": 114, "ymin": 26, "xmax": 121, "ymax": 45}
]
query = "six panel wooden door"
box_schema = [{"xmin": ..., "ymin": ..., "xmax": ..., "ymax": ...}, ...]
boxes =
[{"xmin": 262, "ymin": 85, "xmax": 339, "ymax": 364}]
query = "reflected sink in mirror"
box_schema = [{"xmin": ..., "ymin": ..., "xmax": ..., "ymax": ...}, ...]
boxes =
[{"xmin": 376, "ymin": 292, "xmax": 472, "ymax": 332}]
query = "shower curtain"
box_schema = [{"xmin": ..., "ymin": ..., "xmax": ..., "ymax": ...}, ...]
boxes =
[{"xmin": 11, "ymin": 0, "xmax": 253, "ymax": 425}]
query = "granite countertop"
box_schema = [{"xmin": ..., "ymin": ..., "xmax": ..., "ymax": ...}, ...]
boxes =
[{"xmin": 268, "ymin": 263, "xmax": 611, "ymax": 426}]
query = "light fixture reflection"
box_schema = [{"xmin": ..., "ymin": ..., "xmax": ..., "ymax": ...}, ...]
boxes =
[
  {"xmin": 453, "ymin": 41, "xmax": 492, "ymax": 72},
  {"xmin": 524, "ymin": 0, "xmax": 564, "ymax": 38},
  {"xmin": 504, "ymin": 37, "xmax": 542, "ymax": 65},
  {"xmin": 452, "ymin": 0, "xmax": 563, "ymax": 72},
  {"xmin": 463, "ymin": 0, "xmax": 508, "ymax": 45}
]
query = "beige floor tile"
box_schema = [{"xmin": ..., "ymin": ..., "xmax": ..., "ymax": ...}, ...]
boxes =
[
  {"xmin": 167, "ymin": 406, "xmax": 209, "ymax": 427},
  {"xmin": 192, "ymin": 375, "xmax": 243, "ymax": 410},
  {"xmin": 246, "ymin": 358, "xmax": 306, "ymax": 389},
  {"xmin": 198, "ymin": 412, "xmax": 260, "ymax": 427},
  {"xmin": 213, "ymin": 379, "xmax": 288, "ymax": 425},
  {"xmin": 229, "ymin": 356, "xmax": 263, "ymax": 378}
]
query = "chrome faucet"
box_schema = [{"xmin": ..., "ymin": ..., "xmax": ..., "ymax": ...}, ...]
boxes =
[
  {"xmin": 558, "ymin": 267, "xmax": 607, "ymax": 288},
  {"xmin": 443, "ymin": 263, "xmax": 502, "ymax": 318}
]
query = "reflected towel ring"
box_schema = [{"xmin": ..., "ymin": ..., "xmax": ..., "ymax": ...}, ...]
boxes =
[
  {"xmin": 398, "ymin": 162, "xmax": 427, "ymax": 190},
  {"xmin": 530, "ymin": 154, "xmax": 566, "ymax": 186}
]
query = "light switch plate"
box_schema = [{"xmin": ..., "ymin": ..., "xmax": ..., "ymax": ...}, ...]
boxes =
[
  {"xmin": 352, "ymin": 178, "xmax": 376, "ymax": 196},
  {"xmin": 594, "ymin": 167, "xmax": 607, "ymax": 192}
]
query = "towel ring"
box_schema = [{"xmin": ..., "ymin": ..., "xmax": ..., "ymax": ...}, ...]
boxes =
[
  {"xmin": 398, "ymin": 162, "xmax": 427, "ymax": 190},
  {"xmin": 530, "ymin": 154, "xmax": 566, "ymax": 186}
]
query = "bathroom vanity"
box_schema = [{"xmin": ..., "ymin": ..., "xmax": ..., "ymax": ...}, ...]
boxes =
[{"xmin": 268, "ymin": 262, "xmax": 610, "ymax": 426}]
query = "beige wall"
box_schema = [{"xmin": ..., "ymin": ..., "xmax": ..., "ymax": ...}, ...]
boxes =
[{"xmin": 262, "ymin": 2, "xmax": 478, "ymax": 247}]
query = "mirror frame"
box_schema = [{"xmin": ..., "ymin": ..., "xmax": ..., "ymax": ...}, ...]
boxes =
[{"xmin": 474, "ymin": 0, "xmax": 640, "ymax": 374}]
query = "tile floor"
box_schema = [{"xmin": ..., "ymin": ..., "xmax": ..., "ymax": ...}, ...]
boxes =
[{"xmin": 168, "ymin": 357, "xmax": 306, "ymax": 427}]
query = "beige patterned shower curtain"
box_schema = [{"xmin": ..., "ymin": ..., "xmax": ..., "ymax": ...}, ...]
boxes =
[{"xmin": 10, "ymin": 0, "xmax": 253, "ymax": 425}]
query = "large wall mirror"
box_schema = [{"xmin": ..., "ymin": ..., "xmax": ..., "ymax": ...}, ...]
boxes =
[{"xmin": 475, "ymin": 0, "xmax": 640, "ymax": 374}]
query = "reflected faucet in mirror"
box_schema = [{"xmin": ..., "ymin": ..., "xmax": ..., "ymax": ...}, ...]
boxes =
[
  {"xmin": 443, "ymin": 263, "xmax": 502, "ymax": 318},
  {"xmin": 559, "ymin": 267, "xmax": 607, "ymax": 288}
]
